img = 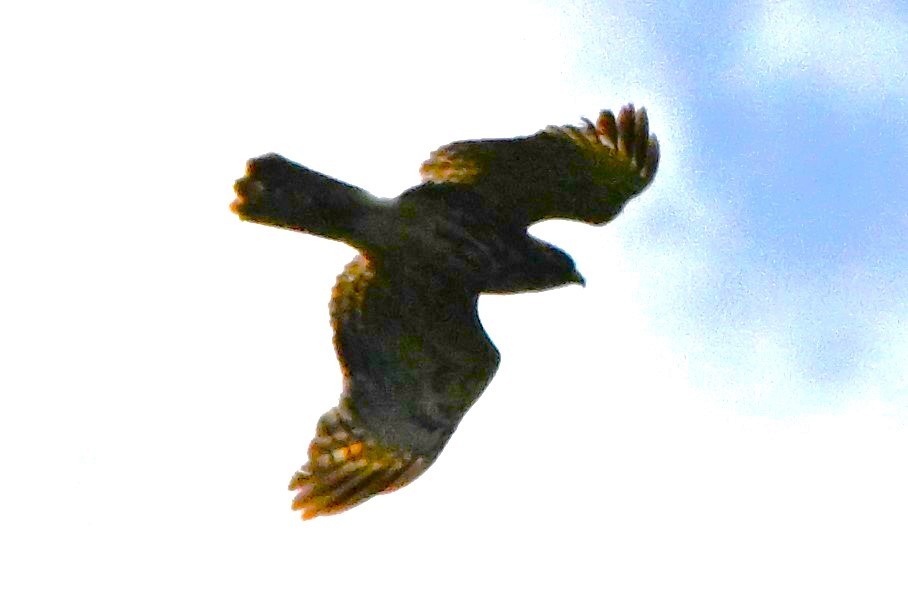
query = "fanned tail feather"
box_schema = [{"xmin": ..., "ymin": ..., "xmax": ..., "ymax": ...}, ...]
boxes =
[{"xmin": 289, "ymin": 404, "xmax": 429, "ymax": 520}]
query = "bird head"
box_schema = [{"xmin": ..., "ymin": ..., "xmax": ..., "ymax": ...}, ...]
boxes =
[
  {"xmin": 487, "ymin": 238, "xmax": 585, "ymax": 293},
  {"xmin": 547, "ymin": 244, "xmax": 586, "ymax": 289}
]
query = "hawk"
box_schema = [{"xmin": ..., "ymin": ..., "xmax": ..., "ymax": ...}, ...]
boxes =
[{"xmin": 231, "ymin": 104, "xmax": 659, "ymax": 520}]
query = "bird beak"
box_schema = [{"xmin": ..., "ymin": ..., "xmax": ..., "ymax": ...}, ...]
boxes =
[{"xmin": 573, "ymin": 271, "xmax": 586, "ymax": 288}]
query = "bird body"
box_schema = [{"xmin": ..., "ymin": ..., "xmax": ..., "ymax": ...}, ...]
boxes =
[{"xmin": 231, "ymin": 104, "xmax": 659, "ymax": 519}]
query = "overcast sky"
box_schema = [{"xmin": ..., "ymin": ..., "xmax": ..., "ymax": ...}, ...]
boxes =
[{"xmin": 3, "ymin": 1, "xmax": 907, "ymax": 597}]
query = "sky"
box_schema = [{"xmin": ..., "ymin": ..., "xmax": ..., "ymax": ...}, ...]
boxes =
[{"xmin": 2, "ymin": 0, "xmax": 906, "ymax": 597}]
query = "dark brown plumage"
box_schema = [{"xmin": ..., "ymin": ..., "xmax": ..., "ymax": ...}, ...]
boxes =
[{"xmin": 231, "ymin": 104, "xmax": 659, "ymax": 519}]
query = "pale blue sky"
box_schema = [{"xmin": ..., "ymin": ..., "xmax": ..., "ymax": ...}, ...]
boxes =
[{"xmin": 2, "ymin": 1, "xmax": 906, "ymax": 597}]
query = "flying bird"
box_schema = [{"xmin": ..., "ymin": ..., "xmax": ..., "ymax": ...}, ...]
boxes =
[{"xmin": 231, "ymin": 104, "xmax": 659, "ymax": 520}]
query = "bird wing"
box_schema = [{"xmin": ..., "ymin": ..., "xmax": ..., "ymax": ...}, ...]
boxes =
[
  {"xmin": 289, "ymin": 254, "xmax": 500, "ymax": 519},
  {"xmin": 419, "ymin": 104, "xmax": 659, "ymax": 226}
]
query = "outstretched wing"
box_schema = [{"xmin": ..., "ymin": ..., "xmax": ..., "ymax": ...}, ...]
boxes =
[
  {"xmin": 289, "ymin": 254, "xmax": 500, "ymax": 519},
  {"xmin": 419, "ymin": 104, "xmax": 659, "ymax": 226}
]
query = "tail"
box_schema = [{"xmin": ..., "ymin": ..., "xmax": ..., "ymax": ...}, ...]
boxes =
[
  {"xmin": 288, "ymin": 403, "xmax": 430, "ymax": 520},
  {"xmin": 231, "ymin": 153, "xmax": 382, "ymax": 249}
]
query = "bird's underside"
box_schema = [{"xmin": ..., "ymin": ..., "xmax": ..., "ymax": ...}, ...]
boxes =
[{"xmin": 231, "ymin": 104, "xmax": 660, "ymax": 519}]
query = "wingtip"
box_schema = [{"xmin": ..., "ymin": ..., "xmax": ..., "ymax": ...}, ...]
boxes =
[
  {"xmin": 633, "ymin": 108, "xmax": 650, "ymax": 167},
  {"xmin": 592, "ymin": 103, "xmax": 659, "ymax": 188},
  {"xmin": 288, "ymin": 406, "xmax": 431, "ymax": 520},
  {"xmin": 596, "ymin": 109, "xmax": 618, "ymax": 149},
  {"xmin": 616, "ymin": 104, "xmax": 637, "ymax": 159},
  {"xmin": 642, "ymin": 134, "xmax": 660, "ymax": 180}
]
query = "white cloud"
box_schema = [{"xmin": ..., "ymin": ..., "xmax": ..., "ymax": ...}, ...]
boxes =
[{"xmin": 733, "ymin": 0, "xmax": 908, "ymax": 106}]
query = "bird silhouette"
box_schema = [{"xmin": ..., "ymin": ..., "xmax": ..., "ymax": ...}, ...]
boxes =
[{"xmin": 231, "ymin": 104, "xmax": 659, "ymax": 519}]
